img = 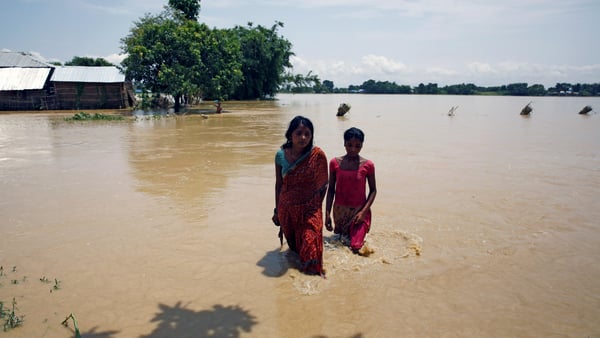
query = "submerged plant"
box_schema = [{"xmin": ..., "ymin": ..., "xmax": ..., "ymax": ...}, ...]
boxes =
[
  {"xmin": 61, "ymin": 313, "xmax": 81, "ymax": 338},
  {"xmin": 1, "ymin": 298, "xmax": 25, "ymax": 331},
  {"xmin": 51, "ymin": 279, "xmax": 61, "ymax": 292},
  {"xmin": 65, "ymin": 112, "xmax": 125, "ymax": 121}
]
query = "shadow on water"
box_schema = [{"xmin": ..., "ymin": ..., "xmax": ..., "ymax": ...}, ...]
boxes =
[
  {"xmin": 256, "ymin": 248, "xmax": 291, "ymax": 277},
  {"xmin": 66, "ymin": 327, "xmax": 120, "ymax": 338},
  {"xmin": 141, "ymin": 302, "xmax": 257, "ymax": 338},
  {"xmin": 312, "ymin": 334, "xmax": 364, "ymax": 338}
]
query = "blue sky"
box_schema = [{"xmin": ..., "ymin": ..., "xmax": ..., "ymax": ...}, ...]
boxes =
[{"xmin": 2, "ymin": 0, "xmax": 599, "ymax": 87}]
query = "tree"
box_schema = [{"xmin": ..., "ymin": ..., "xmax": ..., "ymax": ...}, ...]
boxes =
[
  {"xmin": 321, "ymin": 80, "xmax": 334, "ymax": 93},
  {"xmin": 196, "ymin": 28, "xmax": 243, "ymax": 100},
  {"xmin": 505, "ymin": 83, "xmax": 529, "ymax": 96},
  {"xmin": 65, "ymin": 56, "xmax": 113, "ymax": 66},
  {"xmin": 415, "ymin": 83, "xmax": 440, "ymax": 94},
  {"xmin": 168, "ymin": 0, "xmax": 201, "ymax": 20},
  {"xmin": 359, "ymin": 80, "xmax": 410, "ymax": 94},
  {"xmin": 121, "ymin": 5, "xmax": 242, "ymax": 112},
  {"xmin": 232, "ymin": 22, "xmax": 293, "ymax": 99},
  {"xmin": 527, "ymin": 84, "xmax": 545, "ymax": 96}
]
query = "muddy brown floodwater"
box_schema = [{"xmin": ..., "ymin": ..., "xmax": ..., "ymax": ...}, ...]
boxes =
[{"xmin": 1, "ymin": 94, "xmax": 599, "ymax": 337}]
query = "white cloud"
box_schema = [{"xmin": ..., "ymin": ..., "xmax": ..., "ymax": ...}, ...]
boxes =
[
  {"xmin": 104, "ymin": 53, "xmax": 127, "ymax": 66},
  {"xmin": 467, "ymin": 62, "xmax": 497, "ymax": 74},
  {"xmin": 361, "ymin": 55, "xmax": 407, "ymax": 74}
]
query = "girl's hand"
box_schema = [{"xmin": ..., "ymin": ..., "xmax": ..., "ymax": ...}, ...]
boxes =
[
  {"xmin": 272, "ymin": 213, "xmax": 280, "ymax": 226},
  {"xmin": 325, "ymin": 215, "xmax": 333, "ymax": 232},
  {"xmin": 353, "ymin": 210, "xmax": 365, "ymax": 225}
]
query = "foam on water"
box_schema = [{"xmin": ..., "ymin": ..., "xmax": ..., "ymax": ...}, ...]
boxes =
[{"xmin": 280, "ymin": 227, "xmax": 423, "ymax": 295}]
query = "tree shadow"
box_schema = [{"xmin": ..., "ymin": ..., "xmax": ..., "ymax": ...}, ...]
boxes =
[{"xmin": 141, "ymin": 302, "xmax": 257, "ymax": 338}]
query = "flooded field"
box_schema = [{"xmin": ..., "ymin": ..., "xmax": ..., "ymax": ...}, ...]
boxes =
[{"xmin": 1, "ymin": 94, "xmax": 599, "ymax": 337}]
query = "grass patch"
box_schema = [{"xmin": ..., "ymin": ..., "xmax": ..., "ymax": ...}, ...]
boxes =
[
  {"xmin": 1, "ymin": 298, "xmax": 24, "ymax": 332},
  {"xmin": 65, "ymin": 112, "xmax": 125, "ymax": 121},
  {"xmin": 0, "ymin": 265, "xmax": 67, "ymax": 332}
]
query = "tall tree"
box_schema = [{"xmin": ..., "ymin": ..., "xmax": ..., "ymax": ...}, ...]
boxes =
[
  {"xmin": 168, "ymin": 0, "xmax": 201, "ymax": 20},
  {"xmin": 120, "ymin": 5, "xmax": 241, "ymax": 112},
  {"xmin": 232, "ymin": 22, "xmax": 293, "ymax": 99}
]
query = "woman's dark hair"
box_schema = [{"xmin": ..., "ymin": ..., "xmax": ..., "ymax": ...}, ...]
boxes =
[
  {"xmin": 282, "ymin": 115, "xmax": 314, "ymax": 152},
  {"xmin": 344, "ymin": 127, "xmax": 365, "ymax": 142}
]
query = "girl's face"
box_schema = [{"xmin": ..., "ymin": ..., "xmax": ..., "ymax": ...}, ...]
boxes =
[
  {"xmin": 291, "ymin": 124, "xmax": 312, "ymax": 149},
  {"xmin": 344, "ymin": 137, "xmax": 363, "ymax": 157}
]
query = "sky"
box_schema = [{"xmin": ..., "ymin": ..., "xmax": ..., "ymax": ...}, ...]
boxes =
[{"xmin": 2, "ymin": 0, "xmax": 599, "ymax": 88}]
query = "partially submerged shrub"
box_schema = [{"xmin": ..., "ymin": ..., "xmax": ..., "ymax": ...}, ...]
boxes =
[{"xmin": 65, "ymin": 112, "xmax": 124, "ymax": 121}]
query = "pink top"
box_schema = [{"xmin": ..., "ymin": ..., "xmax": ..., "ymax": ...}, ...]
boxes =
[{"xmin": 330, "ymin": 158, "xmax": 375, "ymax": 208}]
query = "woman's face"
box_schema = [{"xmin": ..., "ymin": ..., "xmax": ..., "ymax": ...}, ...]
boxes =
[
  {"xmin": 291, "ymin": 124, "xmax": 312, "ymax": 149},
  {"xmin": 344, "ymin": 137, "xmax": 363, "ymax": 157}
]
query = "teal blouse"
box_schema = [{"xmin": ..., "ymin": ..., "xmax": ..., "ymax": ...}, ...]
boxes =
[{"xmin": 275, "ymin": 147, "xmax": 311, "ymax": 176}]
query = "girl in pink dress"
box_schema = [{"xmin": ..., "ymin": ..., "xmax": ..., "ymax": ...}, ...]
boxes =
[{"xmin": 325, "ymin": 127, "xmax": 377, "ymax": 254}]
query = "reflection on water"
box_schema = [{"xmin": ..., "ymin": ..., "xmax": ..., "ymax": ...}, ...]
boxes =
[{"xmin": 1, "ymin": 94, "xmax": 599, "ymax": 337}]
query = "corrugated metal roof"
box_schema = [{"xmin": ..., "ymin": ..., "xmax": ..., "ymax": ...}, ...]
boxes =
[
  {"xmin": 51, "ymin": 66, "xmax": 125, "ymax": 83},
  {"xmin": 0, "ymin": 51, "xmax": 52, "ymax": 68},
  {"xmin": 0, "ymin": 68, "xmax": 51, "ymax": 91}
]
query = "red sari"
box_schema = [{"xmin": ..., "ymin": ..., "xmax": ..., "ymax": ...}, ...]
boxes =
[{"xmin": 277, "ymin": 146, "xmax": 328, "ymax": 275}]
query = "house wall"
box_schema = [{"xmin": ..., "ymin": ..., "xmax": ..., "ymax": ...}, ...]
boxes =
[
  {"xmin": 0, "ymin": 89, "xmax": 54, "ymax": 110},
  {"xmin": 53, "ymin": 82, "xmax": 130, "ymax": 110}
]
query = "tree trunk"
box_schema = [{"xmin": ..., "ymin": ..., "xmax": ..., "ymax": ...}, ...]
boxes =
[{"xmin": 174, "ymin": 93, "xmax": 182, "ymax": 113}]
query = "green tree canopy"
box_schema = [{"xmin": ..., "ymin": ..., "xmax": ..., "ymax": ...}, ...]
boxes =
[
  {"xmin": 120, "ymin": 2, "xmax": 295, "ymax": 110},
  {"xmin": 65, "ymin": 56, "xmax": 113, "ymax": 66},
  {"xmin": 120, "ymin": 5, "xmax": 242, "ymax": 112},
  {"xmin": 231, "ymin": 22, "xmax": 293, "ymax": 100},
  {"xmin": 168, "ymin": 0, "xmax": 201, "ymax": 20}
]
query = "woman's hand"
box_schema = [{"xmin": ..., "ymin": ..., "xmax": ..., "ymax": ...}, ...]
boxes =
[
  {"xmin": 272, "ymin": 213, "xmax": 280, "ymax": 226},
  {"xmin": 325, "ymin": 214, "xmax": 333, "ymax": 232}
]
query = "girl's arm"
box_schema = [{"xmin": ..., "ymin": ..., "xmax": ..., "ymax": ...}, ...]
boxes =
[{"xmin": 354, "ymin": 167, "xmax": 377, "ymax": 224}]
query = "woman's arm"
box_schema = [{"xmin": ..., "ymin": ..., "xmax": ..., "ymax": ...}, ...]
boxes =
[
  {"xmin": 324, "ymin": 165, "xmax": 336, "ymax": 232},
  {"xmin": 272, "ymin": 163, "xmax": 283, "ymax": 225}
]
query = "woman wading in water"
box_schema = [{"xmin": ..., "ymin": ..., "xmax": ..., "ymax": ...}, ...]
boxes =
[{"xmin": 272, "ymin": 116, "xmax": 328, "ymax": 276}]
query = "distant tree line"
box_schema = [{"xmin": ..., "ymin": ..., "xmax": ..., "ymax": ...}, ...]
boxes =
[{"xmin": 281, "ymin": 78, "xmax": 600, "ymax": 97}]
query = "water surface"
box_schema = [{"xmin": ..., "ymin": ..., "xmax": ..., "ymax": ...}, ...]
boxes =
[{"xmin": 1, "ymin": 94, "xmax": 599, "ymax": 337}]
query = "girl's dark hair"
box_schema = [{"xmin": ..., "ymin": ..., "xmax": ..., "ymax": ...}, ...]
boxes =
[
  {"xmin": 344, "ymin": 127, "xmax": 365, "ymax": 142},
  {"xmin": 282, "ymin": 115, "xmax": 314, "ymax": 152}
]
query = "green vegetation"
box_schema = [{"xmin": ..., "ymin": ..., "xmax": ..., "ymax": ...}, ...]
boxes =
[
  {"xmin": 0, "ymin": 266, "xmax": 25, "ymax": 332},
  {"xmin": 120, "ymin": 0, "xmax": 293, "ymax": 112},
  {"xmin": 65, "ymin": 56, "xmax": 113, "ymax": 66},
  {"xmin": 1, "ymin": 298, "xmax": 24, "ymax": 332},
  {"xmin": 61, "ymin": 313, "xmax": 81, "ymax": 338},
  {"xmin": 65, "ymin": 112, "xmax": 125, "ymax": 121},
  {"xmin": 282, "ymin": 79, "xmax": 600, "ymax": 96},
  {"xmin": 0, "ymin": 264, "xmax": 72, "ymax": 333},
  {"xmin": 231, "ymin": 21, "xmax": 293, "ymax": 100}
]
